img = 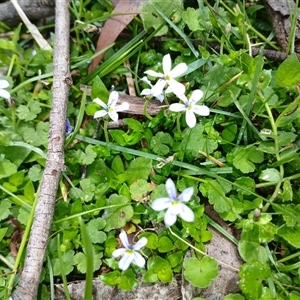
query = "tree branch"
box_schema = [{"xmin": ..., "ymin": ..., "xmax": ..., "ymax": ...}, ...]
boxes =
[{"xmin": 10, "ymin": 1, "xmax": 70, "ymax": 299}]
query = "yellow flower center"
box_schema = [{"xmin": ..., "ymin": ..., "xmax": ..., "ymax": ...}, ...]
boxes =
[
  {"xmin": 165, "ymin": 74, "xmax": 171, "ymax": 81},
  {"xmin": 126, "ymin": 249, "xmax": 134, "ymax": 255}
]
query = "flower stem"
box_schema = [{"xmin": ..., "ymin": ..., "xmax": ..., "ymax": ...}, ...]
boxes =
[
  {"xmin": 104, "ymin": 120, "xmax": 109, "ymax": 143},
  {"xmin": 143, "ymin": 98, "xmax": 153, "ymax": 120}
]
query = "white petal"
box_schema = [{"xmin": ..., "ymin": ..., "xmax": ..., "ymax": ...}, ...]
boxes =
[
  {"xmin": 167, "ymin": 79, "xmax": 185, "ymax": 97},
  {"xmin": 140, "ymin": 88, "xmax": 152, "ymax": 96},
  {"xmin": 112, "ymin": 248, "xmax": 126, "ymax": 258},
  {"xmin": 164, "ymin": 208, "xmax": 177, "ymax": 227},
  {"xmin": 132, "ymin": 252, "xmax": 146, "ymax": 268},
  {"xmin": 179, "ymin": 204, "xmax": 195, "ymax": 223},
  {"xmin": 94, "ymin": 110, "xmax": 108, "ymax": 119},
  {"xmin": 140, "ymin": 76, "xmax": 152, "ymax": 86},
  {"xmin": 0, "ymin": 80, "xmax": 9, "ymax": 89},
  {"xmin": 193, "ymin": 105, "xmax": 210, "ymax": 116},
  {"xmin": 119, "ymin": 230, "xmax": 130, "ymax": 249},
  {"xmin": 151, "ymin": 79, "xmax": 166, "ymax": 96},
  {"xmin": 178, "ymin": 187, "xmax": 194, "ymax": 202},
  {"xmin": 156, "ymin": 94, "xmax": 164, "ymax": 103},
  {"xmin": 118, "ymin": 253, "xmax": 134, "ymax": 271},
  {"xmin": 108, "ymin": 111, "xmax": 119, "ymax": 122},
  {"xmin": 177, "ymin": 94, "xmax": 189, "ymax": 105},
  {"xmin": 169, "ymin": 103, "xmax": 186, "ymax": 112},
  {"xmin": 144, "ymin": 70, "xmax": 164, "ymax": 78},
  {"xmin": 115, "ymin": 102, "xmax": 129, "ymax": 112},
  {"xmin": 108, "ymin": 91, "xmax": 119, "ymax": 107},
  {"xmin": 165, "ymin": 178, "xmax": 177, "ymax": 199},
  {"xmin": 151, "ymin": 198, "xmax": 172, "ymax": 211},
  {"xmin": 185, "ymin": 110, "xmax": 196, "ymax": 128},
  {"xmin": 0, "ymin": 89, "xmax": 11, "ymax": 100},
  {"xmin": 132, "ymin": 237, "xmax": 148, "ymax": 250},
  {"xmin": 162, "ymin": 54, "xmax": 172, "ymax": 75},
  {"xmin": 169, "ymin": 63, "xmax": 188, "ymax": 78},
  {"xmin": 189, "ymin": 89, "xmax": 203, "ymax": 102},
  {"xmin": 93, "ymin": 98, "xmax": 107, "ymax": 109}
]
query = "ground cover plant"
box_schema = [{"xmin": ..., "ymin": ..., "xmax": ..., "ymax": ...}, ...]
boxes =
[{"xmin": 1, "ymin": 0, "xmax": 300, "ymax": 299}]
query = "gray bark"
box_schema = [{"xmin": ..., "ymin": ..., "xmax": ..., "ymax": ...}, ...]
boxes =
[
  {"xmin": 9, "ymin": 1, "xmax": 70, "ymax": 299},
  {"xmin": 0, "ymin": 0, "xmax": 55, "ymax": 26}
]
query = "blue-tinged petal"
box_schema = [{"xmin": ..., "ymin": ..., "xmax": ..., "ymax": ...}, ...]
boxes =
[
  {"xmin": 193, "ymin": 105, "xmax": 210, "ymax": 116},
  {"xmin": 0, "ymin": 79, "xmax": 9, "ymax": 89},
  {"xmin": 112, "ymin": 248, "xmax": 127, "ymax": 258},
  {"xmin": 140, "ymin": 88, "xmax": 152, "ymax": 96},
  {"xmin": 93, "ymin": 98, "xmax": 107, "ymax": 109},
  {"xmin": 108, "ymin": 111, "xmax": 119, "ymax": 122},
  {"xmin": 108, "ymin": 91, "xmax": 119, "ymax": 107},
  {"xmin": 185, "ymin": 109, "xmax": 196, "ymax": 128},
  {"xmin": 132, "ymin": 252, "xmax": 146, "ymax": 268},
  {"xmin": 156, "ymin": 94, "xmax": 164, "ymax": 103},
  {"xmin": 162, "ymin": 54, "xmax": 172, "ymax": 75},
  {"xmin": 189, "ymin": 89, "xmax": 203, "ymax": 102},
  {"xmin": 0, "ymin": 89, "xmax": 11, "ymax": 100},
  {"xmin": 132, "ymin": 237, "xmax": 148, "ymax": 250},
  {"xmin": 169, "ymin": 103, "xmax": 186, "ymax": 112},
  {"xmin": 151, "ymin": 79, "xmax": 166, "ymax": 97},
  {"xmin": 140, "ymin": 76, "xmax": 152, "ymax": 86},
  {"xmin": 165, "ymin": 178, "xmax": 177, "ymax": 199},
  {"xmin": 169, "ymin": 62, "xmax": 188, "ymax": 78},
  {"xmin": 118, "ymin": 252, "xmax": 134, "ymax": 270},
  {"xmin": 144, "ymin": 70, "xmax": 164, "ymax": 78},
  {"xmin": 177, "ymin": 94, "xmax": 189, "ymax": 105},
  {"xmin": 94, "ymin": 109, "xmax": 108, "ymax": 119},
  {"xmin": 179, "ymin": 204, "xmax": 195, "ymax": 223},
  {"xmin": 178, "ymin": 187, "xmax": 194, "ymax": 202},
  {"xmin": 167, "ymin": 79, "xmax": 185, "ymax": 97},
  {"xmin": 119, "ymin": 230, "xmax": 130, "ymax": 249},
  {"xmin": 164, "ymin": 208, "xmax": 177, "ymax": 226},
  {"xmin": 151, "ymin": 197, "xmax": 172, "ymax": 211},
  {"xmin": 115, "ymin": 102, "xmax": 129, "ymax": 112}
]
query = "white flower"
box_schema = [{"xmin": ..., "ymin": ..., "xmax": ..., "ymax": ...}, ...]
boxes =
[
  {"xmin": 93, "ymin": 91, "xmax": 129, "ymax": 122},
  {"xmin": 112, "ymin": 230, "xmax": 148, "ymax": 271},
  {"xmin": 151, "ymin": 178, "xmax": 195, "ymax": 227},
  {"xmin": 169, "ymin": 89, "xmax": 210, "ymax": 128},
  {"xmin": 140, "ymin": 76, "xmax": 164, "ymax": 102},
  {"xmin": 0, "ymin": 79, "xmax": 11, "ymax": 102},
  {"xmin": 144, "ymin": 54, "xmax": 187, "ymax": 97}
]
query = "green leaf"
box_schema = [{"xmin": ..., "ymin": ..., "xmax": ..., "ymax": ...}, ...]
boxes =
[
  {"xmin": 158, "ymin": 236, "xmax": 174, "ymax": 253},
  {"xmin": 28, "ymin": 165, "xmax": 43, "ymax": 182},
  {"xmin": 20, "ymin": 122, "xmax": 49, "ymax": 146},
  {"xmin": 130, "ymin": 179, "xmax": 155, "ymax": 202},
  {"xmin": 125, "ymin": 157, "xmax": 152, "ymax": 185},
  {"xmin": 239, "ymin": 261, "xmax": 271, "ymax": 299},
  {"xmin": 182, "ymin": 8, "xmax": 201, "ymax": 31},
  {"xmin": 235, "ymin": 177, "xmax": 256, "ymax": 195},
  {"xmin": 232, "ymin": 145, "xmax": 264, "ymax": 173},
  {"xmin": 0, "ymin": 228, "xmax": 8, "ymax": 242},
  {"xmin": 150, "ymin": 132, "xmax": 173, "ymax": 156},
  {"xmin": 73, "ymin": 251, "xmax": 102, "ymax": 273},
  {"xmin": 278, "ymin": 224, "xmax": 300, "ymax": 248},
  {"xmin": 91, "ymin": 76, "xmax": 109, "ymax": 101},
  {"xmin": 17, "ymin": 100, "xmax": 41, "ymax": 121},
  {"xmin": 86, "ymin": 218, "xmax": 107, "ymax": 244},
  {"xmin": 277, "ymin": 132, "xmax": 297, "ymax": 147},
  {"xmin": 52, "ymin": 250, "xmax": 75, "ymax": 276},
  {"xmin": 100, "ymin": 270, "xmax": 121, "ymax": 286},
  {"xmin": 111, "ymin": 155, "xmax": 125, "ymax": 175},
  {"xmin": 224, "ymin": 295, "xmax": 245, "ymax": 300},
  {"xmin": 0, "ymin": 158, "xmax": 17, "ymax": 179},
  {"xmin": 0, "ymin": 199, "xmax": 12, "ymax": 221},
  {"xmin": 103, "ymin": 194, "xmax": 134, "ymax": 231},
  {"xmin": 123, "ymin": 118, "xmax": 143, "ymax": 131},
  {"xmin": 143, "ymin": 268, "xmax": 158, "ymax": 283},
  {"xmin": 140, "ymin": 232, "xmax": 159, "ymax": 249},
  {"xmin": 183, "ymin": 257, "xmax": 218, "ymax": 288},
  {"xmin": 222, "ymin": 124, "xmax": 238, "ymax": 142},
  {"xmin": 118, "ymin": 269, "xmax": 139, "ymax": 291},
  {"xmin": 276, "ymin": 53, "xmax": 300, "ymax": 88},
  {"xmin": 259, "ymin": 168, "xmax": 282, "ymax": 183},
  {"xmin": 167, "ymin": 251, "xmax": 183, "ymax": 268},
  {"xmin": 281, "ymin": 180, "xmax": 293, "ymax": 201}
]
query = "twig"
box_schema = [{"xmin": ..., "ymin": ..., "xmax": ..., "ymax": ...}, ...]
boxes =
[{"xmin": 10, "ymin": 1, "xmax": 71, "ymax": 299}]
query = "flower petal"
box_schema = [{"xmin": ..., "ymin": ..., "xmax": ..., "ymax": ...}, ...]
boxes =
[
  {"xmin": 178, "ymin": 187, "xmax": 194, "ymax": 202},
  {"xmin": 179, "ymin": 204, "xmax": 195, "ymax": 223},
  {"xmin": 156, "ymin": 94, "xmax": 164, "ymax": 103},
  {"xmin": 132, "ymin": 237, "xmax": 148, "ymax": 250},
  {"xmin": 189, "ymin": 89, "xmax": 203, "ymax": 102},
  {"xmin": 164, "ymin": 208, "xmax": 177, "ymax": 227},
  {"xmin": 132, "ymin": 252, "xmax": 146, "ymax": 268},
  {"xmin": 167, "ymin": 79, "xmax": 185, "ymax": 97},
  {"xmin": 151, "ymin": 197, "xmax": 172, "ymax": 211},
  {"xmin": 108, "ymin": 111, "xmax": 119, "ymax": 122},
  {"xmin": 169, "ymin": 103, "xmax": 186, "ymax": 112},
  {"xmin": 119, "ymin": 230, "xmax": 130, "ymax": 249},
  {"xmin": 112, "ymin": 248, "xmax": 126, "ymax": 258},
  {"xmin": 115, "ymin": 102, "xmax": 129, "ymax": 112},
  {"xmin": 193, "ymin": 105, "xmax": 210, "ymax": 117},
  {"xmin": 185, "ymin": 109, "xmax": 196, "ymax": 128},
  {"xmin": 0, "ymin": 89, "xmax": 11, "ymax": 100},
  {"xmin": 144, "ymin": 70, "xmax": 164, "ymax": 78},
  {"xmin": 162, "ymin": 54, "xmax": 172, "ymax": 75},
  {"xmin": 168, "ymin": 202, "xmax": 183, "ymax": 215},
  {"xmin": 93, "ymin": 98, "xmax": 107, "ymax": 109},
  {"xmin": 140, "ymin": 76, "xmax": 152, "ymax": 86},
  {"xmin": 94, "ymin": 110, "xmax": 108, "ymax": 119},
  {"xmin": 140, "ymin": 88, "xmax": 152, "ymax": 96},
  {"xmin": 165, "ymin": 178, "xmax": 177, "ymax": 199},
  {"xmin": 151, "ymin": 79, "xmax": 166, "ymax": 97},
  {"xmin": 0, "ymin": 80, "xmax": 9, "ymax": 89},
  {"xmin": 169, "ymin": 62, "xmax": 188, "ymax": 78},
  {"xmin": 118, "ymin": 253, "xmax": 134, "ymax": 271},
  {"xmin": 107, "ymin": 91, "xmax": 119, "ymax": 107}
]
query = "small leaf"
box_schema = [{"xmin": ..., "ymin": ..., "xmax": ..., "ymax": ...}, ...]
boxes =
[
  {"xmin": 278, "ymin": 224, "xmax": 300, "ymax": 248},
  {"xmin": 158, "ymin": 236, "xmax": 174, "ymax": 253},
  {"xmin": 259, "ymin": 168, "xmax": 282, "ymax": 182},
  {"xmin": 183, "ymin": 257, "xmax": 218, "ymax": 288}
]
